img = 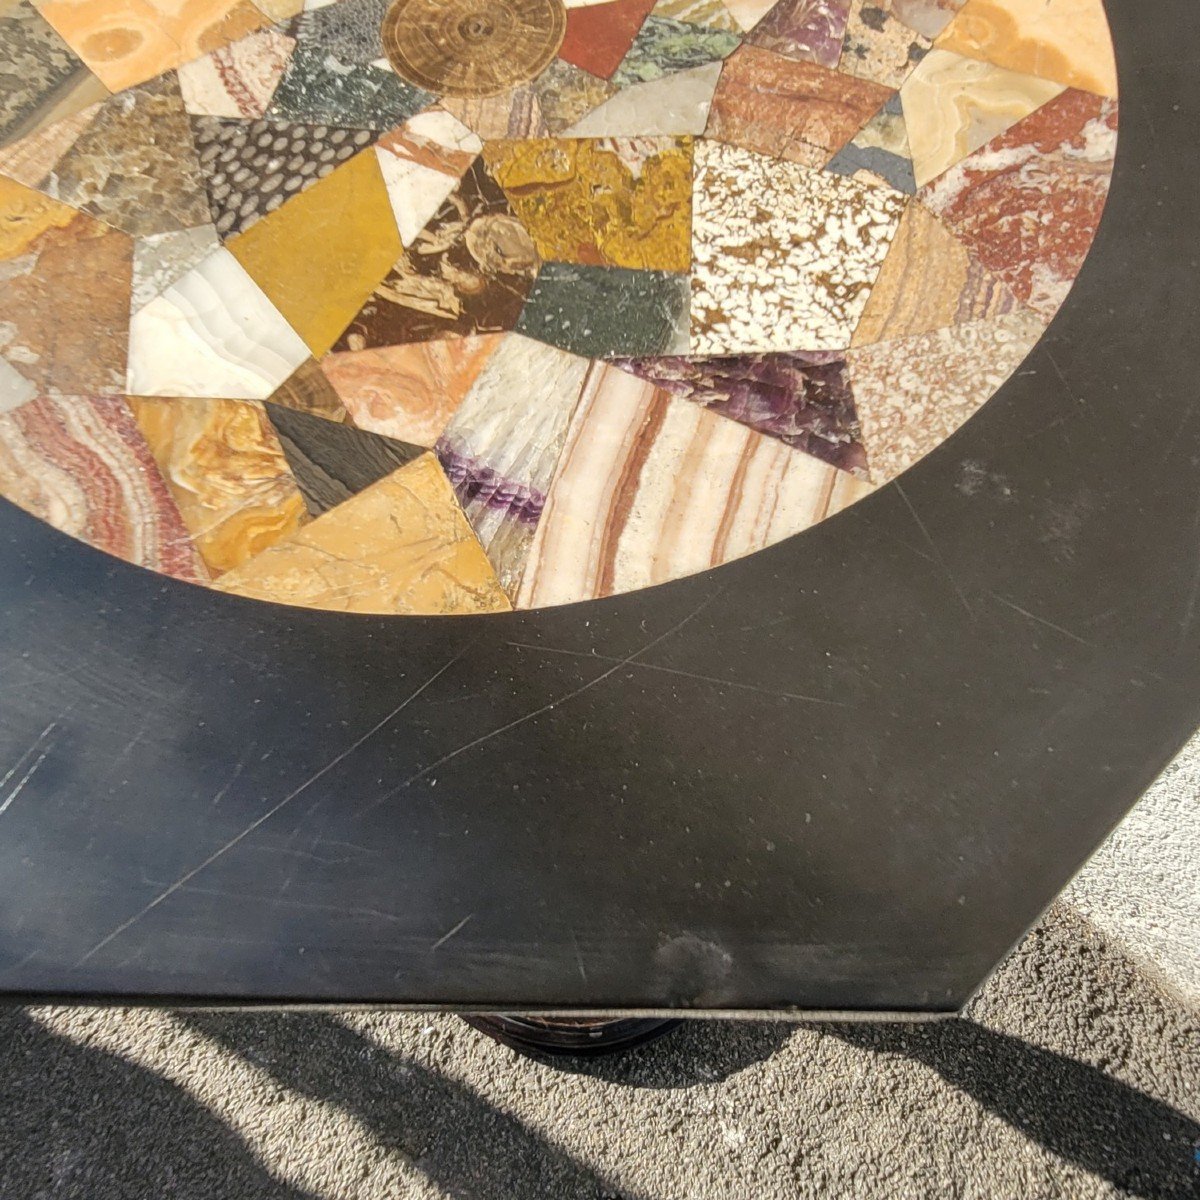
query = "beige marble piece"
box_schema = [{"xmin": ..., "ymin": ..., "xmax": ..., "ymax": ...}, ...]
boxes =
[
  {"xmin": 851, "ymin": 199, "xmax": 1021, "ymax": 345},
  {"xmin": 519, "ymin": 363, "xmax": 874, "ymax": 606},
  {"xmin": 214, "ymin": 453, "xmax": 513, "ymax": 615},
  {"xmin": 562, "ymin": 60, "xmax": 722, "ymax": 136},
  {"xmin": 900, "ymin": 47, "xmax": 1064, "ymax": 186},
  {"xmin": 848, "ymin": 308, "xmax": 1045, "ymax": 481},
  {"xmin": 177, "ymin": 24, "xmax": 296, "ymax": 118},
  {"xmin": 0, "ymin": 100, "xmax": 102, "ymax": 186},
  {"xmin": 723, "ymin": 0, "xmax": 777, "ymax": 30}
]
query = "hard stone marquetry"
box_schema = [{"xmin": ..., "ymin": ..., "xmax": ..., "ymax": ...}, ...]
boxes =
[
  {"xmin": 0, "ymin": 0, "xmax": 1118, "ymax": 613},
  {"xmin": 691, "ymin": 139, "xmax": 905, "ymax": 355}
]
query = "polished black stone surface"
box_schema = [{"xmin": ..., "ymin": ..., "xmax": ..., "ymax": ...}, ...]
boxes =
[{"xmin": 0, "ymin": 0, "xmax": 1196, "ymax": 1014}]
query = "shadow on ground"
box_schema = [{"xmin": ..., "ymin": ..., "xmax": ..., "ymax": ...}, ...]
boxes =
[
  {"xmin": 827, "ymin": 1020, "xmax": 1200, "ymax": 1200},
  {"xmin": 0, "ymin": 1008, "xmax": 315, "ymax": 1199},
  {"xmin": 184, "ymin": 1011, "xmax": 648, "ymax": 1200},
  {"xmin": 2, "ymin": 1003, "xmax": 1197, "ymax": 1200}
]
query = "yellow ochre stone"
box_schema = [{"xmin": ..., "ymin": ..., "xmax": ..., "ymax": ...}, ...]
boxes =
[
  {"xmin": 0, "ymin": 175, "xmax": 82, "ymax": 260},
  {"xmin": 482, "ymin": 137, "xmax": 693, "ymax": 273},
  {"xmin": 213, "ymin": 453, "xmax": 514, "ymax": 615},
  {"xmin": 229, "ymin": 148, "xmax": 403, "ymax": 358},
  {"xmin": 126, "ymin": 396, "xmax": 309, "ymax": 574},
  {"xmin": 935, "ymin": 0, "xmax": 1118, "ymax": 98}
]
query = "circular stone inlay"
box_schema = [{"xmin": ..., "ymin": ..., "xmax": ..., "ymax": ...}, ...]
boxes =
[
  {"xmin": 0, "ymin": 0, "xmax": 1120, "ymax": 617},
  {"xmin": 381, "ymin": 0, "xmax": 567, "ymax": 98}
]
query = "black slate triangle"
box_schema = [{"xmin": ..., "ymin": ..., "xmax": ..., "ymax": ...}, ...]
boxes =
[{"xmin": 264, "ymin": 402, "xmax": 425, "ymax": 517}]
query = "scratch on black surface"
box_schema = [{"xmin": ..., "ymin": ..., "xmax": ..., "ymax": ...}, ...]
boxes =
[
  {"xmin": 0, "ymin": 723, "xmax": 56, "ymax": 818},
  {"xmin": 894, "ymin": 482, "xmax": 974, "ymax": 617},
  {"xmin": 1176, "ymin": 503, "xmax": 1200, "ymax": 652},
  {"xmin": 572, "ymin": 930, "xmax": 588, "ymax": 984},
  {"xmin": 430, "ymin": 913, "xmax": 474, "ymax": 951},
  {"xmin": 1044, "ymin": 349, "xmax": 1080, "ymax": 406},
  {"xmin": 989, "ymin": 594, "xmax": 1095, "ymax": 648},
  {"xmin": 210, "ymin": 747, "xmax": 254, "ymax": 808},
  {"xmin": 372, "ymin": 590, "xmax": 725, "ymax": 802},
  {"xmin": 73, "ymin": 649, "xmax": 472, "ymax": 967},
  {"xmin": 506, "ymin": 643, "xmax": 846, "ymax": 705}
]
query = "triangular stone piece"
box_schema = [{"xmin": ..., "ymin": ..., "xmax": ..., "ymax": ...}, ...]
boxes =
[
  {"xmin": 610, "ymin": 15, "xmax": 742, "ymax": 88},
  {"xmin": 213, "ymin": 453, "xmax": 512, "ymax": 614},
  {"xmin": 265, "ymin": 0, "xmax": 433, "ymax": 130},
  {"xmin": 918, "ymin": 87, "xmax": 1117, "ymax": 319},
  {"xmin": 826, "ymin": 93, "xmax": 916, "ymax": 193},
  {"xmin": 0, "ymin": 100, "xmax": 103, "ymax": 188},
  {"xmin": 333, "ymin": 157, "xmax": 540, "ymax": 351},
  {"xmin": 178, "ymin": 25, "xmax": 297, "ymax": 120},
  {"xmin": 434, "ymin": 335, "xmax": 591, "ymax": 597},
  {"xmin": 562, "ymin": 60, "xmax": 721, "ymax": 137},
  {"xmin": 265, "ymin": 400, "xmax": 424, "ymax": 516},
  {"xmin": 373, "ymin": 109, "xmax": 482, "ymax": 247},
  {"xmin": 612, "ymin": 350, "xmax": 869, "ymax": 476},
  {"xmin": 847, "ymin": 309, "xmax": 1045, "ymax": 483},
  {"xmin": 131, "ymin": 224, "xmax": 221, "ymax": 311},
  {"xmin": 41, "ymin": 74, "xmax": 211, "ymax": 236},
  {"xmin": 268, "ymin": 359, "xmax": 351, "ymax": 424},
  {"xmin": 559, "ymin": 0, "xmax": 659, "ymax": 79},
  {"xmin": 851, "ymin": 200, "xmax": 1023, "ymax": 347},
  {"xmin": 228, "ymin": 148, "xmax": 401, "ymax": 357},
  {"xmin": 191, "ymin": 115, "xmax": 381, "ymax": 240},
  {"xmin": 899, "ymin": 47, "xmax": 1064, "ymax": 187}
]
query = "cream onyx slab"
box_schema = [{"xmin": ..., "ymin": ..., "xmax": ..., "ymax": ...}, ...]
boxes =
[{"xmin": 127, "ymin": 247, "xmax": 310, "ymax": 400}]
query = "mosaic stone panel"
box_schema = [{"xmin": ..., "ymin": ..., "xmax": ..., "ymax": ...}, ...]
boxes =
[
  {"xmin": 0, "ymin": 0, "xmax": 108, "ymax": 149},
  {"xmin": 0, "ymin": 0, "xmax": 1118, "ymax": 613},
  {"xmin": 690, "ymin": 139, "xmax": 905, "ymax": 354}
]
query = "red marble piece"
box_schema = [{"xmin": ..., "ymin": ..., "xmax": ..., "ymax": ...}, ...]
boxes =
[
  {"xmin": 0, "ymin": 393, "xmax": 208, "ymax": 582},
  {"xmin": 559, "ymin": 0, "xmax": 659, "ymax": 79},
  {"xmin": 918, "ymin": 88, "xmax": 1118, "ymax": 321}
]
